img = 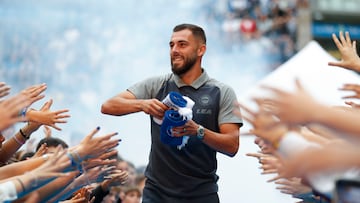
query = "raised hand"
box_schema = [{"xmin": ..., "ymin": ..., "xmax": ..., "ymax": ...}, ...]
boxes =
[
  {"xmin": 106, "ymin": 169, "xmax": 129, "ymax": 185},
  {"xmin": 246, "ymin": 152, "xmax": 281, "ymax": 175},
  {"xmin": 20, "ymin": 83, "xmax": 47, "ymax": 105},
  {"xmin": 72, "ymin": 127, "xmax": 121, "ymax": 161},
  {"xmin": 274, "ymin": 177, "xmax": 312, "ymax": 196},
  {"xmin": 328, "ymin": 31, "xmax": 360, "ymax": 72},
  {"xmin": 59, "ymin": 191, "xmax": 94, "ymax": 203},
  {"xmin": 257, "ymin": 79, "xmax": 323, "ymax": 126},
  {"xmin": 43, "ymin": 125, "xmax": 52, "ymax": 138},
  {"xmin": 238, "ymin": 101, "xmax": 288, "ymax": 148},
  {"xmin": 58, "ymin": 193, "xmax": 87, "ymax": 203},
  {"xmin": 339, "ymin": 83, "xmax": 360, "ymax": 99},
  {"xmin": 278, "ymin": 141, "xmax": 358, "ymax": 180},
  {"xmin": 0, "ymin": 82, "xmax": 11, "ymax": 98},
  {"xmin": 72, "ymin": 187, "xmax": 95, "ymax": 203},
  {"xmin": 338, "ymin": 83, "xmax": 360, "ymax": 108},
  {"xmin": 237, "ymin": 100, "xmax": 278, "ymax": 130},
  {"xmin": 28, "ymin": 146, "xmax": 71, "ymax": 183},
  {"xmin": 254, "ymin": 137, "xmax": 274, "ymax": 154},
  {"xmin": 27, "ymin": 99, "xmax": 70, "ymax": 131},
  {"xmin": 82, "ymin": 157, "xmax": 117, "ymax": 171},
  {"xmin": 0, "ymin": 94, "xmax": 32, "ymax": 130},
  {"xmin": 81, "ymin": 165, "xmax": 115, "ymax": 185},
  {"xmin": 0, "ymin": 83, "xmax": 47, "ymax": 131},
  {"xmin": 32, "ymin": 143, "xmax": 48, "ymax": 159}
]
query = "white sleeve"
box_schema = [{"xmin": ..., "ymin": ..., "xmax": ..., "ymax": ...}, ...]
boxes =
[
  {"xmin": 278, "ymin": 131, "xmax": 321, "ymax": 158},
  {"xmin": 0, "ymin": 181, "xmax": 18, "ymax": 202}
]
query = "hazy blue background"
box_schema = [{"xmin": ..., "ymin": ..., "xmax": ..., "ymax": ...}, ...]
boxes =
[{"xmin": 0, "ymin": 0, "xmax": 294, "ymax": 202}]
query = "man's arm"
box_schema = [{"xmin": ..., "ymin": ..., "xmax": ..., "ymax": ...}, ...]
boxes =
[
  {"xmin": 101, "ymin": 90, "xmax": 168, "ymax": 118},
  {"xmin": 176, "ymin": 120, "xmax": 240, "ymax": 157},
  {"xmin": 101, "ymin": 91, "xmax": 142, "ymax": 116},
  {"xmin": 202, "ymin": 123, "xmax": 240, "ymax": 157}
]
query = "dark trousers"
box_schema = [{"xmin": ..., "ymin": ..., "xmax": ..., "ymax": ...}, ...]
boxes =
[{"xmin": 142, "ymin": 186, "xmax": 219, "ymax": 203}]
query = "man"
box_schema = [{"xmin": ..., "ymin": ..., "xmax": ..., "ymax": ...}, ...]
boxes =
[{"xmin": 101, "ymin": 23, "xmax": 242, "ymax": 203}]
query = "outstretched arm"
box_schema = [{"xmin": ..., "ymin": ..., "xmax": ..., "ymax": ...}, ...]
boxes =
[
  {"xmin": 204, "ymin": 123, "xmax": 240, "ymax": 157},
  {"xmin": 278, "ymin": 140, "xmax": 360, "ymax": 179},
  {"xmin": 0, "ymin": 124, "xmax": 37, "ymax": 164},
  {"xmin": 0, "ymin": 99, "xmax": 70, "ymax": 164},
  {"xmin": 101, "ymin": 90, "xmax": 168, "ymax": 118},
  {"xmin": 0, "ymin": 147, "xmax": 70, "ymax": 200},
  {"xmin": 259, "ymin": 79, "xmax": 360, "ymax": 138},
  {"xmin": 0, "ymin": 83, "xmax": 47, "ymax": 131}
]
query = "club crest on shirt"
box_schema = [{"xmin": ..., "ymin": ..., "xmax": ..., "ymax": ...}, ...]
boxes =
[
  {"xmin": 199, "ymin": 94, "xmax": 210, "ymax": 106},
  {"xmin": 195, "ymin": 94, "xmax": 212, "ymax": 115}
]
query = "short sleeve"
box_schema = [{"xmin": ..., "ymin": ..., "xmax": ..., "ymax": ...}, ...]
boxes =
[
  {"xmin": 219, "ymin": 85, "xmax": 243, "ymax": 126},
  {"xmin": 127, "ymin": 74, "xmax": 170, "ymax": 99}
]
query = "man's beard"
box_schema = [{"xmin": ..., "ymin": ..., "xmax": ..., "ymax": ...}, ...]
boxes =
[{"xmin": 171, "ymin": 55, "xmax": 197, "ymax": 76}]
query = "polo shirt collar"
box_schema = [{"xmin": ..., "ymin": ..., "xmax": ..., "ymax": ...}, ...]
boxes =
[{"xmin": 172, "ymin": 69, "xmax": 209, "ymax": 89}]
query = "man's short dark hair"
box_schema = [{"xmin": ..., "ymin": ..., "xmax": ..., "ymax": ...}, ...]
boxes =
[{"xmin": 173, "ymin": 23, "xmax": 206, "ymax": 45}]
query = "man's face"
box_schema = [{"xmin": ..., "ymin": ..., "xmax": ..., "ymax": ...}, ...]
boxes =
[{"xmin": 169, "ymin": 29, "xmax": 199, "ymax": 76}]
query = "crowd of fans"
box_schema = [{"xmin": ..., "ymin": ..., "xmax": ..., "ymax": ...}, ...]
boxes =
[
  {"xmin": 1, "ymin": 1, "xmax": 360, "ymax": 202},
  {"xmin": 0, "ymin": 83, "xmax": 144, "ymax": 202},
  {"xmin": 239, "ymin": 31, "xmax": 360, "ymax": 203},
  {"xmin": 1, "ymin": 30, "xmax": 359, "ymax": 203}
]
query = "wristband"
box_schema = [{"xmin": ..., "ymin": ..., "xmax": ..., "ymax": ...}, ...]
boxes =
[
  {"xmin": 16, "ymin": 178, "xmax": 26, "ymax": 193},
  {"xmin": 67, "ymin": 151, "xmax": 83, "ymax": 171},
  {"xmin": 13, "ymin": 135, "xmax": 25, "ymax": 145},
  {"xmin": 19, "ymin": 129, "xmax": 29, "ymax": 140},
  {"xmin": 67, "ymin": 152, "xmax": 78, "ymax": 169},
  {"xmin": 25, "ymin": 172, "xmax": 38, "ymax": 188},
  {"xmin": 73, "ymin": 150, "xmax": 82, "ymax": 163}
]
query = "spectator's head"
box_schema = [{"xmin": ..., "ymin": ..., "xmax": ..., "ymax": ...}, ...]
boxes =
[
  {"xmin": 36, "ymin": 137, "xmax": 68, "ymax": 154},
  {"xmin": 117, "ymin": 160, "xmax": 136, "ymax": 186},
  {"xmin": 120, "ymin": 186, "xmax": 141, "ymax": 203},
  {"xmin": 20, "ymin": 151, "xmax": 35, "ymax": 161},
  {"xmin": 135, "ymin": 173, "xmax": 146, "ymax": 192},
  {"xmin": 102, "ymin": 186, "xmax": 122, "ymax": 203}
]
